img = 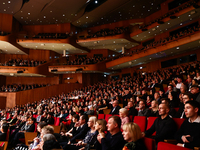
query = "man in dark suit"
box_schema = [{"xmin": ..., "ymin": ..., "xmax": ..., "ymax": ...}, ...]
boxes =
[
  {"xmin": 127, "ymin": 101, "xmax": 138, "ymax": 117},
  {"xmin": 69, "ymin": 114, "xmax": 90, "ymax": 144},
  {"xmin": 11, "ymin": 117, "xmax": 36, "ymax": 147},
  {"xmin": 191, "ymin": 85, "xmax": 200, "ymax": 104},
  {"xmin": 109, "ymin": 100, "xmax": 121, "ymax": 115}
]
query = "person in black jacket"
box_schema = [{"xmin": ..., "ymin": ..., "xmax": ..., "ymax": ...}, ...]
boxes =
[
  {"xmin": 142, "ymin": 103, "xmax": 177, "ymax": 143},
  {"xmin": 96, "ymin": 116, "xmax": 126, "ymax": 150},
  {"xmin": 109, "ymin": 100, "xmax": 121, "ymax": 115},
  {"xmin": 10, "ymin": 117, "xmax": 36, "ymax": 147},
  {"xmin": 0, "ymin": 123, "xmax": 8, "ymax": 141},
  {"xmin": 175, "ymin": 101, "xmax": 200, "ymax": 149}
]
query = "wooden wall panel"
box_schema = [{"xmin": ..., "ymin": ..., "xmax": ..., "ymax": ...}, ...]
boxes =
[
  {"xmin": 0, "ymin": 75, "xmax": 6, "ymax": 87},
  {"xmin": 0, "ymin": 92, "xmax": 16, "ymax": 108},
  {"xmin": 82, "ymin": 73, "xmax": 105, "ymax": 87},
  {"xmin": 0, "ymin": 96, "xmax": 6, "ymax": 109},
  {"xmin": 62, "ymin": 73, "xmax": 82, "ymax": 84},
  {"xmin": 23, "ymin": 23, "xmax": 71, "ymax": 35},
  {"xmin": 0, "ymin": 13, "xmax": 12, "ymax": 32},
  {"xmin": 6, "ymin": 76, "xmax": 59, "ymax": 85}
]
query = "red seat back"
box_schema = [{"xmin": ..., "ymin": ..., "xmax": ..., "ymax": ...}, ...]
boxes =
[
  {"xmin": 98, "ymin": 114, "xmax": 105, "ymax": 119},
  {"xmin": 105, "ymin": 114, "xmax": 112, "ymax": 122},
  {"xmin": 172, "ymin": 118, "xmax": 185, "ymax": 130},
  {"xmin": 157, "ymin": 142, "xmax": 191, "ymax": 150},
  {"xmin": 134, "ymin": 116, "xmax": 147, "ymax": 132},
  {"xmin": 34, "ymin": 123, "xmax": 38, "ymax": 132},
  {"xmin": 143, "ymin": 137, "xmax": 156, "ymax": 150},
  {"xmin": 129, "ymin": 115, "xmax": 133, "ymax": 122},
  {"xmin": 146, "ymin": 117, "xmax": 158, "ymax": 136},
  {"xmin": 55, "ymin": 117, "xmax": 60, "ymax": 126},
  {"xmin": 174, "ymin": 107, "xmax": 179, "ymax": 112}
]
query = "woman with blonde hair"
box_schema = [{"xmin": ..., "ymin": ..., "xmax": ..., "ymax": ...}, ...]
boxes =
[
  {"xmin": 119, "ymin": 108, "xmax": 129, "ymax": 129},
  {"xmin": 122, "ymin": 123, "xmax": 147, "ymax": 150}
]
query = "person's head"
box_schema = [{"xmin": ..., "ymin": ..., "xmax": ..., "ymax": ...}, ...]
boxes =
[
  {"xmin": 37, "ymin": 122, "xmax": 47, "ymax": 133},
  {"xmin": 41, "ymin": 125, "xmax": 54, "ymax": 138},
  {"xmin": 127, "ymin": 101, "xmax": 134, "ymax": 108},
  {"xmin": 79, "ymin": 114, "xmax": 88, "ymax": 125},
  {"xmin": 122, "ymin": 123, "xmax": 142, "ymax": 142},
  {"xmin": 154, "ymin": 92, "xmax": 160, "ymax": 99},
  {"xmin": 107, "ymin": 116, "xmax": 121, "ymax": 134},
  {"xmin": 168, "ymin": 85, "xmax": 173, "ymax": 92},
  {"xmin": 151, "ymin": 100, "xmax": 158, "ymax": 109},
  {"xmin": 158, "ymin": 103, "xmax": 170, "ymax": 117},
  {"xmin": 184, "ymin": 101, "xmax": 200, "ymax": 119},
  {"xmin": 29, "ymin": 117, "xmax": 36, "ymax": 124},
  {"xmin": 182, "ymin": 92, "xmax": 193, "ymax": 104},
  {"xmin": 180, "ymin": 85, "xmax": 187, "ymax": 93},
  {"xmin": 190, "ymin": 85, "xmax": 199, "ymax": 94},
  {"xmin": 95, "ymin": 119, "xmax": 107, "ymax": 132},
  {"xmin": 87, "ymin": 116, "xmax": 97, "ymax": 128},
  {"xmin": 119, "ymin": 108, "xmax": 129, "ymax": 118},
  {"xmin": 139, "ymin": 100, "xmax": 146, "ymax": 109},
  {"xmin": 112, "ymin": 100, "xmax": 119, "ymax": 108},
  {"xmin": 72, "ymin": 114, "xmax": 79, "ymax": 123},
  {"xmin": 43, "ymin": 133, "xmax": 56, "ymax": 142}
]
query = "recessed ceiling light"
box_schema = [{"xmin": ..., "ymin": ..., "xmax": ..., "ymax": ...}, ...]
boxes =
[
  {"xmin": 3, "ymin": 2, "xmax": 5, "ymax": 4},
  {"xmin": 8, "ymin": 1, "xmax": 11, "ymax": 3},
  {"xmin": 86, "ymin": 16, "xmax": 88, "ymax": 18},
  {"xmin": 95, "ymin": 0, "xmax": 98, "ymax": 4},
  {"xmin": 28, "ymin": 13, "xmax": 30, "ymax": 15},
  {"xmin": 44, "ymin": 16, "xmax": 46, "ymax": 18}
]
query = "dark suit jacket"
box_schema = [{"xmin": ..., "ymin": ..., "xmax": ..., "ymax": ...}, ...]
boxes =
[
  {"xmin": 0, "ymin": 133, "xmax": 6, "ymax": 141},
  {"xmin": 21, "ymin": 123, "xmax": 35, "ymax": 132},
  {"xmin": 70, "ymin": 123, "xmax": 90, "ymax": 143},
  {"xmin": 109, "ymin": 105, "xmax": 121, "ymax": 115}
]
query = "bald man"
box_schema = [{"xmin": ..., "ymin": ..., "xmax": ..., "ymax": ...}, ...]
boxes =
[{"xmin": 142, "ymin": 103, "xmax": 177, "ymax": 143}]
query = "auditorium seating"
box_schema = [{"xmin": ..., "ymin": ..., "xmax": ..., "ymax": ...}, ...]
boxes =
[
  {"xmin": 143, "ymin": 137, "xmax": 156, "ymax": 150},
  {"xmin": 134, "ymin": 116, "xmax": 147, "ymax": 132},
  {"xmin": 157, "ymin": 142, "xmax": 191, "ymax": 150},
  {"xmin": 146, "ymin": 117, "xmax": 158, "ymax": 136}
]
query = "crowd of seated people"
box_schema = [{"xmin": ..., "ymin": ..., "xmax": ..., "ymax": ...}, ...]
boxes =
[
  {"xmin": 116, "ymin": 23, "xmax": 200, "ymax": 59},
  {"xmin": 63, "ymin": 56, "xmax": 108, "ymax": 65},
  {"xmin": 0, "ymin": 84, "xmax": 52, "ymax": 92},
  {"xmin": 32, "ymin": 33, "xmax": 70, "ymax": 39},
  {"xmin": 139, "ymin": 0, "xmax": 199, "ymax": 30},
  {"xmin": 0, "ymin": 61, "xmax": 199, "ymax": 149},
  {"xmin": 84, "ymin": 26, "xmax": 129, "ymax": 39},
  {"xmin": 0, "ymin": 59, "xmax": 47, "ymax": 67}
]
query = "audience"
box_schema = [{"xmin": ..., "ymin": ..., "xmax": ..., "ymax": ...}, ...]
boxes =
[
  {"xmin": 0, "ymin": 59, "xmax": 46, "ymax": 67},
  {"xmin": 0, "ymin": 83, "xmax": 52, "ymax": 92}
]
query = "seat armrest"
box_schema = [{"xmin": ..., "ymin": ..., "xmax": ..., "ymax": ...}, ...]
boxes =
[{"xmin": 164, "ymin": 139, "xmax": 177, "ymax": 145}]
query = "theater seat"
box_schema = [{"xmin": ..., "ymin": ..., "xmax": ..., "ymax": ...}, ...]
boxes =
[
  {"xmin": 98, "ymin": 114, "xmax": 105, "ymax": 119},
  {"xmin": 143, "ymin": 137, "xmax": 156, "ymax": 150},
  {"xmin": 0, "ymin": 141, "xmax": 7, "ymax": 150},
  {"xmin": 157, "ymin": 142, "xmax": 191, "ymax": 150},
  {"xmin": 105, "ymin": 114, "xmax": 112, "ymax": 122},
  {"xmin": 134, "ymin": 116, "xmax": 147, "ymax": 132},
  {"xmin": 173, "ymin": 118, "xmax": 185, "ymax": 130},
  {"xmin": 54, "ymin": 117, "xmax": 60, "ymax": 126},
  {"xmin": 146, "ymin": 117, "xmax": 158, "ymax": 136}
]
